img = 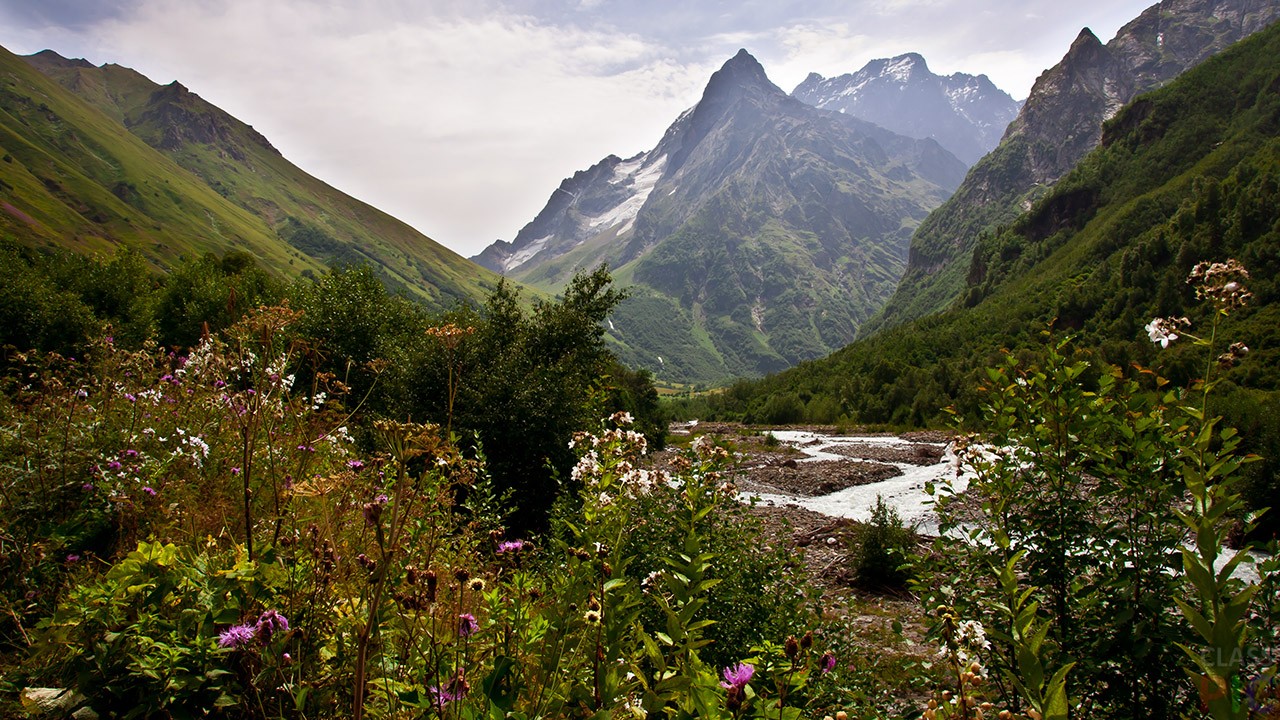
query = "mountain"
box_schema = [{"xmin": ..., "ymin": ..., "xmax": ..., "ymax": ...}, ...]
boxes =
[
  {"xmin": 791, "ymin": 53, "xmax": 1021, "ymax": 166},
  {"xmin": 690, "ymin": 15, "xmax": 1280, "ymax": 432},
  {"xmin": 863, "ymin": 0, "xmax": 1280, "ymax": 335},
  {"xmin": 474, "ymin": 49, "xmax": 966, "ymax": 383},
  {"xmin": 2, "ymin": 46, "xmax": 497, "ymax": 308}
]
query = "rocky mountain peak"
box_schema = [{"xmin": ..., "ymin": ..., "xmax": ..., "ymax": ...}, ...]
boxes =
[
  {"xmin": 791, "ymin": 52, "xmax": 1020, "ymax": 165},
  {"xmin": 701, "ymin": 49, "xmax": 782, "ymax": 101}
]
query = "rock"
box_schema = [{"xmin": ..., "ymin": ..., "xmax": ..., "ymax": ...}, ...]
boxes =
[{"xmin": 20, "ymin": 688, "xmax": 95, "ymax": 717}]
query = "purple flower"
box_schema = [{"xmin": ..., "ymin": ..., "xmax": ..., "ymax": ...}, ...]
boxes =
[
  {"xmin": 497, "ymin": 539, "xmax": 526, "ymax": 554},
  {"xmin": 458, "ymin": 613, "xmax": 479, "ymax": 638},
  {"xmin": 217, "ymin": 623, "xmax": 258, "ymax": 648},
  {"xmin": 255, "ymin": 609, "xmax": 289, "ymax": 640},
  {"xmin": 107, "ymin": 461, "xmax": 122, "ymax": 471},
  {"xmin": 142, "ymin": 486, "xmax": 157, "ymax": 497},
  {"xmin": 124, "ymin": 393, "xmax": 136, "ymax": 403},
  {"xmin": 820, "ymin": 652, "xmax": 837, "ymax": 674},
  {"xmin": 428, "ymin": 685, "xmax": 462, "ymax": 709},
  {"xmin": 720, "ymin": 662, "xmax": 754, "ymax": 690},
  {"xmin": 81, "ymin": 482, "xmax": 94, "ymax": 492},
  {"xmin": 346, "ymin": 459, "xmax": 365, "ymax": 470},
  {"xmin": 66, "ymin": 554, "xmax": 80, "ymax": 563},
  {"xmin": 230, "ymin": 467, "xmax": 241, "ymax": 476},
  {"xmin": 123, "ymin": 449, "xmax": 138, "ymax": 458}
]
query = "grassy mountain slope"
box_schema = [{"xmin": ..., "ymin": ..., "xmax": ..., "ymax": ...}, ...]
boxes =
[
  {"xmin": 3, "ymin": 47, "xmax": 497, "ymax": 307},
  {"xmin": 692, "ymin": 19, "xmax": 1280, "ymax": 429}
]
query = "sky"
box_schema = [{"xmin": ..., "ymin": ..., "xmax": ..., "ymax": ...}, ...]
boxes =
[{"xmin": 0, "ymin": 0, "xmax": 1156, "ymax": 258}]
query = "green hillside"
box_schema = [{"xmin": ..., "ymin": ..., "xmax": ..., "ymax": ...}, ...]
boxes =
[
  {"xmin": 687, "ymin": 19, "xmax": 1280, "ymax": 436},
  {"xmin": 1, "ymin": 46, "xmax": 497, "ymax": 308}
]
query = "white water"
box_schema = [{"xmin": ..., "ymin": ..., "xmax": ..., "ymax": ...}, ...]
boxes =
[
  {"xmin": 743, "ymin": 430, "xmax": 1265, "ymax": 582},
  {"xmin": 745, "ymin": 431, "xmax": 965, "ymax": 536}
]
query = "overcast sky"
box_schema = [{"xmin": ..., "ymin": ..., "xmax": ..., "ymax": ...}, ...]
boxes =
[{"xmin": 0, "ymin": 0, "xmax": 1154, "ymax": 258}]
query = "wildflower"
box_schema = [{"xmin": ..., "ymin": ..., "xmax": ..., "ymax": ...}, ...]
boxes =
[
  {"xmin": 346, "ymin": 459, "xmax": 364, "ymax": 470},
  {"xmin": 230, "ymin": 467, "xmax": 241, "ymax": 476},
  {"xmin": 458, "ymin": 613, "xmax": 479, "ymax": 637},
  {"xmin": 142, "ymin": 486, "xmax": 157, "ymax": 497},
  {"xmin": 1188, "ymin": 259, "xmax": 1252, "ymax": 310},
  {"xmin": 496, "ymin": 539, "xmax": 526, "ymax": 554},
  {"xmin": 255, "ymin": 609, "xmax": 289, "ymax": 640},
  {"xmin": 66, "ymin": 554, "xmax": 80, "ymax": 563},
  {"xmin": 1145, "ymin": 317, "xmax": 1187, "ymax": 348},
  {"xmin": 584, "ymin": 609, "xmax": 602, "ymax": 624},
  {"xmin": 610, "ymin": 410, "xmax": 634, "ymax": 426},
  {"xmin": 428, "ymin": 685, "xmax": 462, "ymax": 709},
  {"xmin": 720, "ymin": 662, "xmax": 754, "ymax": 690},
  {"xmin": 820, "ymin": 651, "xmax": 837, "ymax": 674},
  {"xmin": 469, "ymin": 578, "xmax": 487, "ymax": 592},
  {"xmin": 217, "ymin": 623, "xmax": 258, "ymax": 649}
]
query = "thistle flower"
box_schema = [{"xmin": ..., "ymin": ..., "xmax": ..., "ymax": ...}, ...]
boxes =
[
  {"xmin": 255, "ymin": 609, "xmax": 289, "ymax": 640},
  {"xmin": 217, "ymin": 623, "xmax": 258, "ymax": 649},
  {"xmin": 720, "ymin": 662, "xmax": 754, "ymax": 690},
  {"xmin": 458, "ymin": 612, "xmax": 479, "ymax": 638},
  {"xmin": 820, "ymin": 651, "xmax": 837, "ymax": 674}
]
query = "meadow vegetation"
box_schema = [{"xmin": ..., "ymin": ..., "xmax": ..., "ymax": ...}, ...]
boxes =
[{"xmin": 0, "ymin": 242, "xmax": 1277, "ymax": 718}]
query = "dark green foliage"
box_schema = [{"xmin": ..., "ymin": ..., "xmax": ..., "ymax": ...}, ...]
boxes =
[
  {"xmin": 0, "ymin": 239, "xmax": 101, "ymax": 355},
  {"xmin": 851, "ymin": 496, "xmax": 915, "ymax": 590},
  {"xmin": 925, "ymin": 340, "xmax": 1201, "ymax": 718},
  {"xmin": 387, "ymin": 268, "xmax": 631, "ymax": 530},
  {"xmin": 155, "ymin": 251, "xmax": 285, "ymax": 348}
]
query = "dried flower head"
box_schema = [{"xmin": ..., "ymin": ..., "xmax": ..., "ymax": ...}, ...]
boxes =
[{"xmin": 1188, "ymin": 259, "xmax": 1252, "ymax": 311}]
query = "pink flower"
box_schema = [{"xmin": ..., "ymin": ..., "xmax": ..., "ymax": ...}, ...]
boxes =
[
  {"xmin": 458, "ymin": 613, "xmax": 479, "ymax": 638},
  {"xmin": 497, "ymin": 539, "xmax": 526, "ymax": 554},
  {"xmin": 217, "ymin": 623, "xmax": 257, "ymax": 648},
  {"xmin": 720, "ymin": 662, "xmax": 754, "ymax": 690}
]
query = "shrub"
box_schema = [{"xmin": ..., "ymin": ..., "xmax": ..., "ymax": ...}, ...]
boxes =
[{"xmin": 851, "ymin": 496, "xmax": 916, "ymax": 590}]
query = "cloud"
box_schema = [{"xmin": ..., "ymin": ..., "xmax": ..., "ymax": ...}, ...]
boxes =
[{"xmin": 39, "ymin": 0, "xmax": 709, "ymax": 253}]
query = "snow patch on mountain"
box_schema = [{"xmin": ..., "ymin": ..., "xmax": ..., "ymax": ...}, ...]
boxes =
[
  {"xmin": 503, "ymin": 235, "xmax": 550, "ymax": 272},
  {"xmin": 588, "ymin": 154, "xmax": 667, "ymax": 236}
]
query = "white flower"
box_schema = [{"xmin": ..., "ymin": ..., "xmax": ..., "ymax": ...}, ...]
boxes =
[{"xmin": 1145, "ymin": 317, "xmax": 1183, "ymax": 348}]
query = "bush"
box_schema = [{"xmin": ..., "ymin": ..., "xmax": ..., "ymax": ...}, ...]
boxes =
[{"xmin": 851, "ymin": 495, "xmax": 916, "ymax": 590}]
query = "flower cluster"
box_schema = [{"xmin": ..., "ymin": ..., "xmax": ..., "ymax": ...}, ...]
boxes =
[
  {"xmin": 1188, "ymin": 258, "xmax": 1252, "ymax": 310},
  {"xmin": 1145, "ymin": 316, "xmax": 1189, "ymax": 348}
]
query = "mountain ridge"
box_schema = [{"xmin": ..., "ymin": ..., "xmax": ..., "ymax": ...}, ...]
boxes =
[
  {"xmin": 11, "ymin": 47, "xmax": 498, "ymax": 308},
  {"xmin": 474, "ymin": 49, "xmax": 967, "ymax": 383},
  {"xmin": 864, "ymin": 0, "xmax": 1280, "ymax": 336},
  {"xmin": 792, "ymin": 52, "xmax": 1021, "ymax": 165}
]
